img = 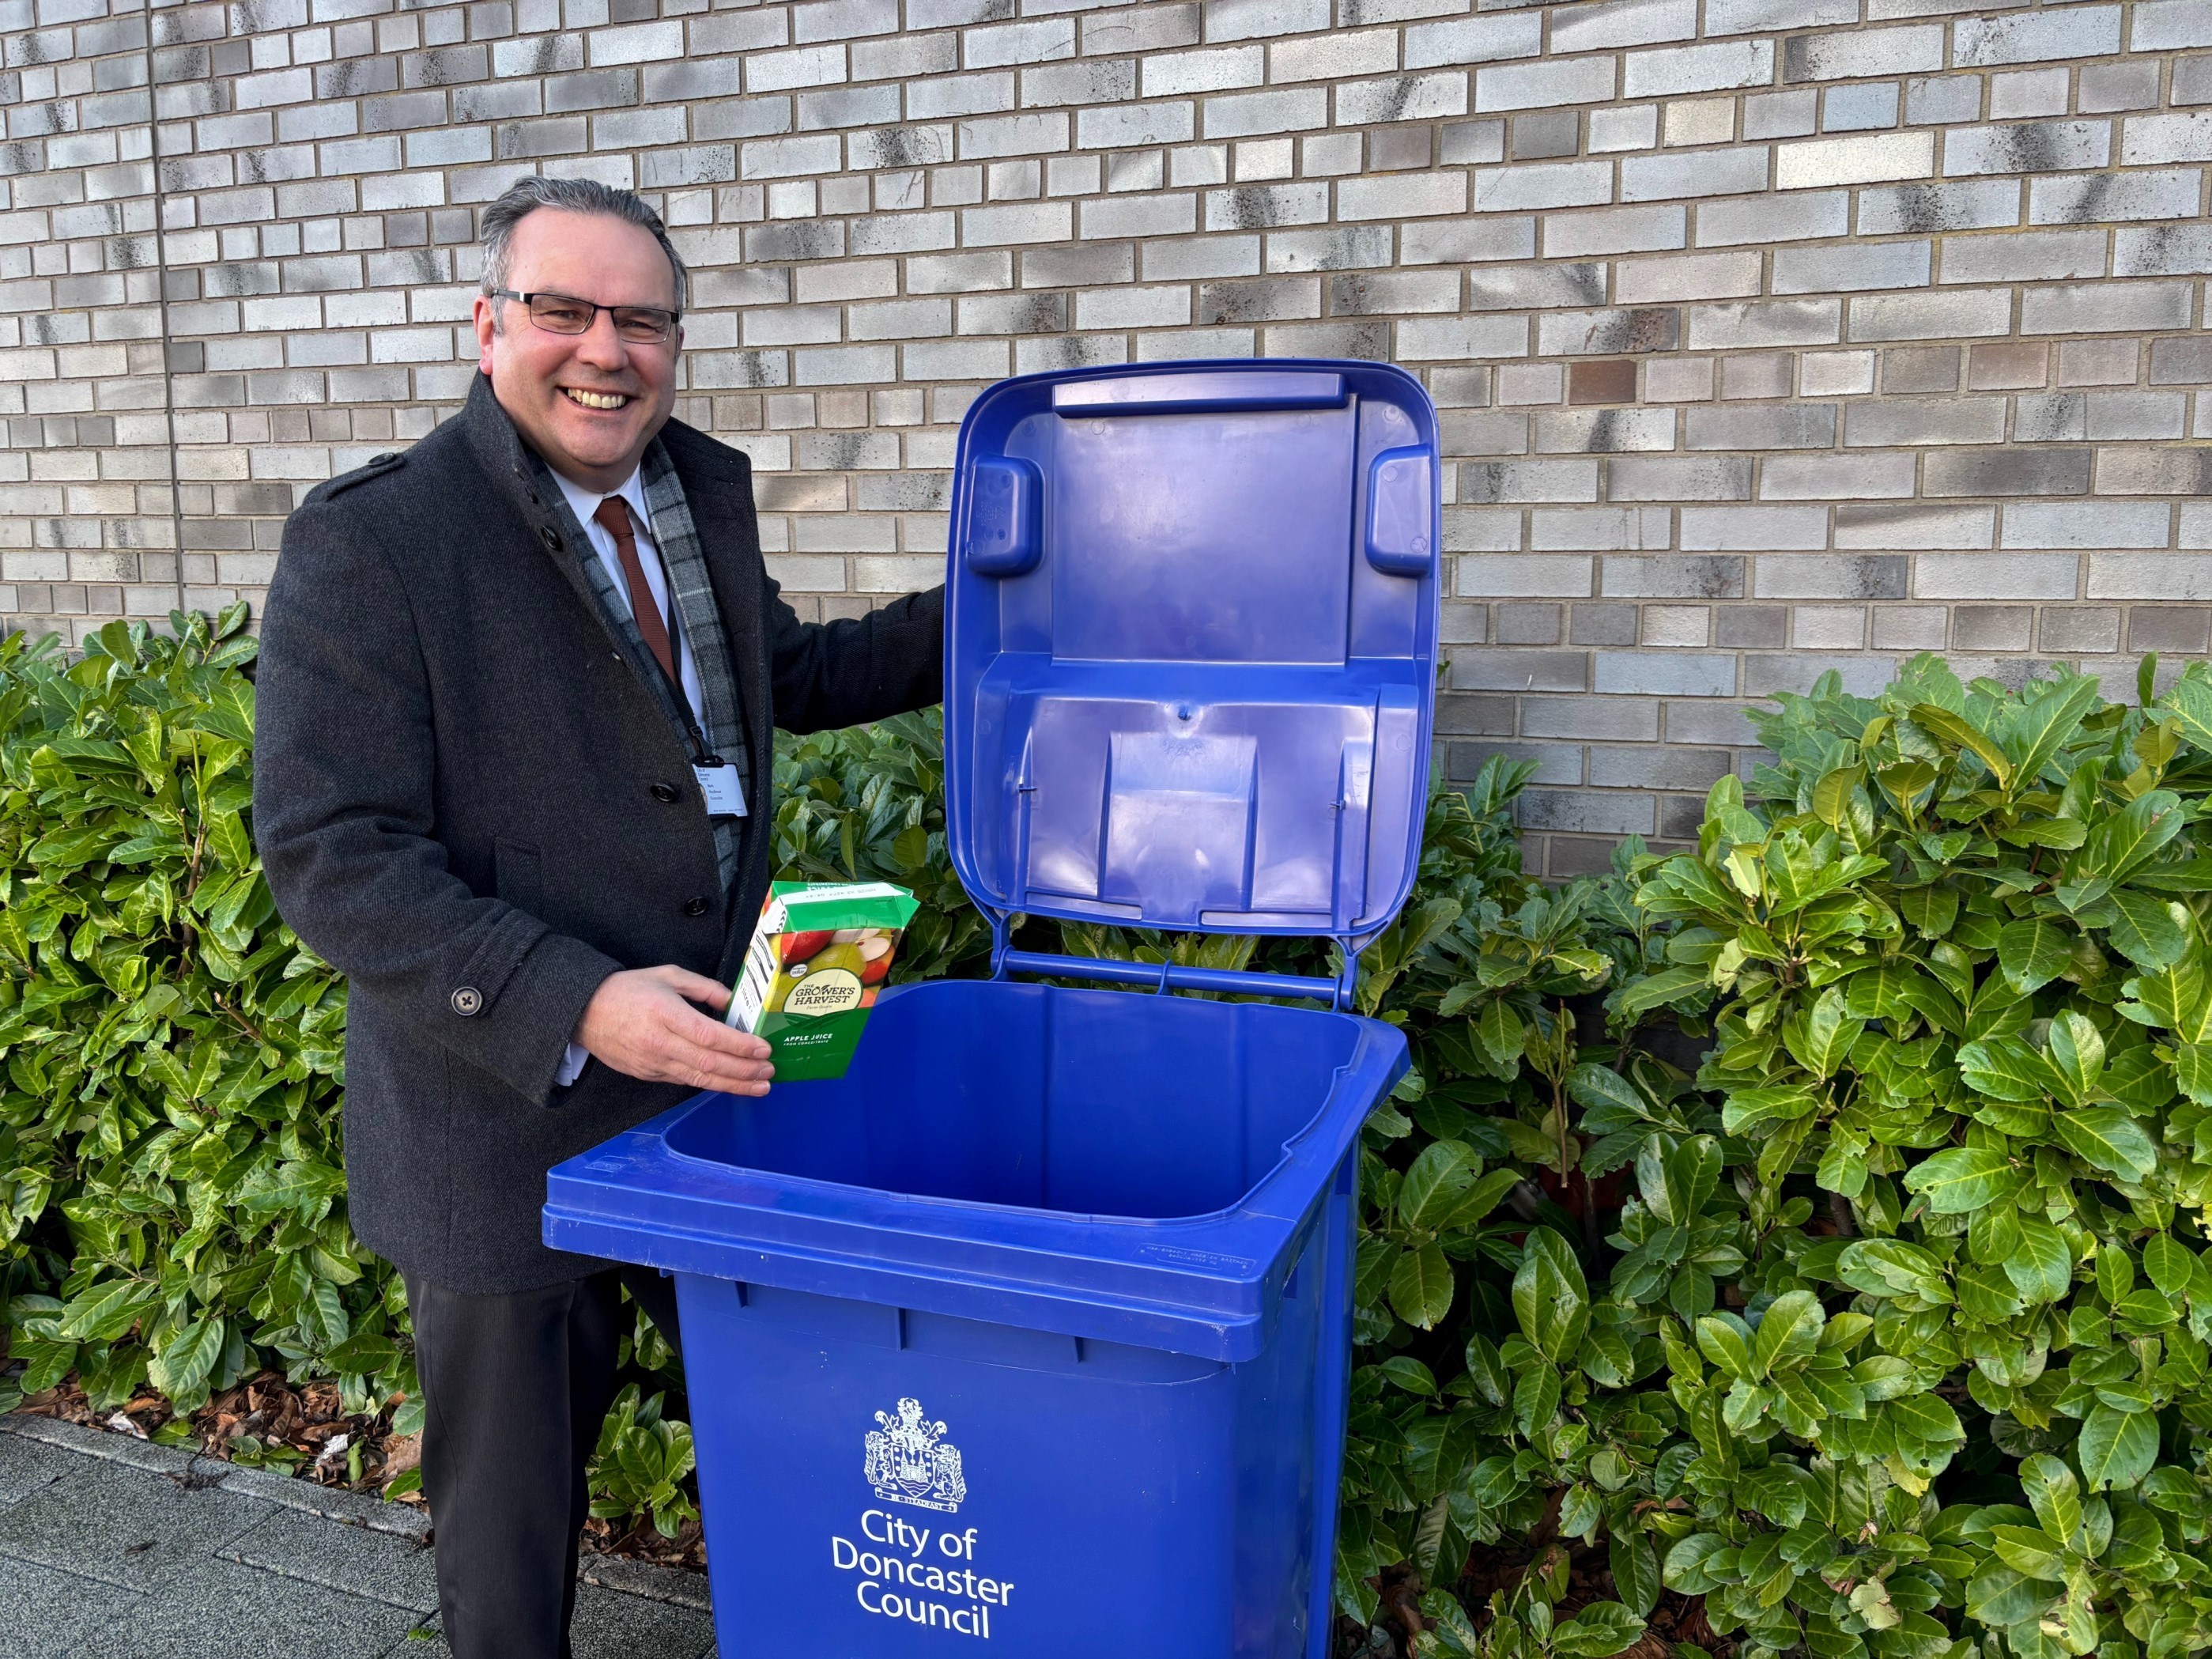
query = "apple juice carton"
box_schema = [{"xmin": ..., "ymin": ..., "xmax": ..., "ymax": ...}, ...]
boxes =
[{"xmin": 726, "ymin": 880, "xmax": 919, "ymax": 1082}]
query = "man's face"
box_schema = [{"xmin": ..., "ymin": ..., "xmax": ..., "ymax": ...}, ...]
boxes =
[{"xmin": 473, "ymin": 208, "xmax": 683, "ymax": 492}]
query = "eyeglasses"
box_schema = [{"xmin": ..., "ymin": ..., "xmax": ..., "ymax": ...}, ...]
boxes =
[{"xmin": 490, "ymin": 289, "xmax": 681, "ymax": 346}]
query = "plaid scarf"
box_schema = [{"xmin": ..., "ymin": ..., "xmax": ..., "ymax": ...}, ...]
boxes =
[{"xmin": 527, "ymin": 435, "xmax": 750, "ymax": 892}]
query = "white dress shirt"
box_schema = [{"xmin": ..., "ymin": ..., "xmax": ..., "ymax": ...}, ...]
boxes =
[
  {"xmin": 550, "ymin": 467, "xmax": 706, "ymax": 724},
  {"xmin": 550, "ymin": 466, "xmax": 704, "ymax": 1089}
]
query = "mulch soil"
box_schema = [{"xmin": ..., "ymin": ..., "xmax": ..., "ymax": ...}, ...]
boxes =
[{"xmin": 9, "ymin": 1374, "xmax": 704, "ymax": 1570}]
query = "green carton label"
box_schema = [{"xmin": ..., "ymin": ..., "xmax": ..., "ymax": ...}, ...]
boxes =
[{"xmin": 727, "ymin": 881, "xmax": 918, "ymax": 1082}]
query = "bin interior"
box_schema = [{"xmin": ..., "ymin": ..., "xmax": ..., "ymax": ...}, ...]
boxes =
[{"xmin": 664, "ymin": 980, "xmax": 1361, "ymax": 1222}]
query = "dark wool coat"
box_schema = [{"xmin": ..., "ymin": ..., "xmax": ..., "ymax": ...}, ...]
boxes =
[{"xmin": 253, "ymin": 374, "xmax": 944, "ymax": 1292}]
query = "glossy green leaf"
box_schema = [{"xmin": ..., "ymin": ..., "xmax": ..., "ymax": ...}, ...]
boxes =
[
  {"xmin": 2053, "ymin": 1105, "xmax": 2157, "ymax": 1182},
  {"xmin": 2108, "ymin": 891, "xmax": 2189, "ymax": 970},
  {"xmin": 1512, "ymin": 1227, "xmax": 1589, "ymax": 1362},
  {"xmin": 1901, "ymin": 1146, "xmax": 2017, "ymax": 1214},
  {"xmin": 1999, "ymin": 920, "xmax": 2073, "ymax": 994},
  {"xmin": 2078, "ymin": 1404, "xmax": 2159, "ymax": 1491},
  {"xmin": 1389, "ymin": 1242, "xmax": 1455, "ymax": 1331}
]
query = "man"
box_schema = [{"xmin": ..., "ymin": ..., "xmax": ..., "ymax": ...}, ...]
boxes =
[{"xmin": 253, "ymin": 176, "xmax": 943, "ymax": 1657}]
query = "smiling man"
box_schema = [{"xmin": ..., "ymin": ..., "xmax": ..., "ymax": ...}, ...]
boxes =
[{"xmin": 251, "ymin": 176, "xmax": 944, "ymax": 1657}]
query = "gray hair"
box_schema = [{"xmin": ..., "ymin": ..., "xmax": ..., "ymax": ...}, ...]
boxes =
[{"xmin": 478, "ymin": 176, "xmax": 689, "ymax": 316}]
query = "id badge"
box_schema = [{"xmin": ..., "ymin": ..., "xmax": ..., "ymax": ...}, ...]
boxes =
[{"xmin": 693, "ymin": 762, "xmax": 747, "ymax": 817}]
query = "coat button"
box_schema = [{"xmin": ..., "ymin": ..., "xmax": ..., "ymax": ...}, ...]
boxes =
[
  {"xmin": 451, "ymin": 987, "xmax": 483, "ymax": 1016},
  {"xmin": 650, "ymin": 780, "xmax": 681, "ymax": 803},
  {"xmin": 539, "ymin": 526, "xmax": 561, "ymax": 550},
  {"xmin": 682, "ymin": 897, "xmax": 711, "ymax": 917}
]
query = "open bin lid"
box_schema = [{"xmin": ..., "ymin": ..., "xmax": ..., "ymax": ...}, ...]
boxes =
[{"xmin": 943, "ymin": 360, "xmax": 1440, "ymax": 977}]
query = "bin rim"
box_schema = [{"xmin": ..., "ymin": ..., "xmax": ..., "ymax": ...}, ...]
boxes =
[{"xmin": 543, "ymin": 983, "xmax": 1409, "ymax": 1361}]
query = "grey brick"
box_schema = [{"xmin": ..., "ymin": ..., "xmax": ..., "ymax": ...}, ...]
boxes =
[
  {"xmin": 1467, "ymin": 263, "xmax": 1606, "ymax": 311},
  {"xmin": 1521, "ymin": 694, "xmax": 1659, "ymax": 741},
  {"xmin": 1402, "ymin": 13, "xmax": 1543, "ymax": 71},
  {"xmin": 1546, "ymin": 205, "xmax": 1686, "ymax": 258},
  {"xmin": 1679, "ymin": 506, "xmax": 1827, "ymax": 550},
  {"xmin": 1684, "ymin": 298, "xmax": 1840, "ymax": 350},
  {"xmin": 1944, "ymin": 121, "xmax": 2111, "ymax": 176},
  {"xmin": 2114, "ymin": 225, "xmax": 2212, "ymax": 278},
  {"xmin": 2081, "ymin": 59, "xmax": 2163, "ymax": 113},
  {"xmin": 1923, "ymin": 448, "xmax": 2092, "ymax": 498},
  {"xmin": 1753, "ymin": 554, "xmax": 1908, "ymax": 599},
  {"xmin": 1553, "ymin": 0, "xmax": 1697, "ymax": 52},
  {"xmin": 1531, "ymin": 508, "xmax": 1673, "ymax": 551},
  {"xmin": 1569, "ymin": 603, "xmax": 1640, "ymax": 645},
  {"xmin": 1699, "ymin": 191, "xmax": 1847, "ymax": 248},
  {"xmin": 1848, "ymin": 288, "xmax": 2012, "ymax": 342},
  {"xmin": 1589, "ymin": 745, "xmax": 1732, "ymax": 790},
  {"xmin": 1471, "ymin": 160, "xmax": 1612, "ymax": 212},
  {"xmin": 1622, "ymin": 40, "xmax": 1775, "ymax": 100},
  {"xmin": 1773, "ymin": 238, "xmax": 1929, "ymax": 292},
  {"xmin": 2021, "ymin": 282, "xmax": 2194, "ymax": 336},
  {"xmin": 1476, "ymin": 58, "xmax": 1617, "ymax": 114},
  {"xmin": 1784, "ymin": 25, "xmax": 1942, "ymax": 82},
  {"xmin": 2097, "ymin": 561, "xmax": 2212, "ymax": 606},
  {"xmin": 1450, "ymin": 648, "xmax": 1589, "ymax": 691},
  {"xmin": 1761, "ymin": 453, "xmax": 1918, "ymax": 499},
  {"xmin": 1685, "ymin": 405, "xmax": 1836, "ymax": 450},
  {"xmin": 1452, "ymin": 740, "xmax": 1580, "ymax": 784},
  {"xmin": 2135, "ymin": 0, "xmax": 2212, "ymax": 50},
  {"xmin": 1336, "ymin": 73, "xmax": 1470, "ymax": 127},
  {"xmin": 1536, "ymin": 308, "xmax": 1682, "ymax": 355},
  {"xmin": 1607, "ymin": 456, "xmax": 1753, "ymax": 502},
  {"xmin": 1857, "ymin": 179, "xmax": 2019, "ymax": 236},
  {"xmin": 1845, "ymin": 398, "xmax": 2006, "ymax": 447},
  {"xmin": 1536, "ymin": 408, "xmax": 1678, "ymax": 452},
  {"xmin": 2035, "ymin": 169, "xmax": 2200, "ymax": 227},
  {"xmin": 1917, "ymin": 551, "xmax": 2080, "ymax": 599},
  {"xmin": 2120, "ymin": 111, "xmax": 2212, "ymax": 165},
  {"xmin": 2095, "ymin": 448, "xmax": 2212, "ymax": 496},
  {"xmin": 1955, "ymin": 7, "xmax": 2123, "ymax": 67},
  {"xmin": 1591, "ymin": 650, "xmax": 1738, "ymax": 696},
  {"xmin": 1832, "ymin": 503, "xmax": 1991, "ymax": 549},
  {"xmin": 1776, "ymin": 130, "xmax": 1933, "ymax": 187},
  {"xmin": 1620, "ymin": 147, "xmax": 1771, "ymax": 202},
  {"xmin": 2152, "ymin": 336, "xmax": 2212, "ymax": 385},
  {"xmin": 1740, "ymin": 652, "xmax": 1897, "ymax": 697},
  {"xmin": 2003, "ymin": 501, "xmax": 2171, "ymax": 548},
  {"xmin": 1459, "ymin": 459, "xmax": 1600, "ymax": 503},
  {"xmin": 1518, "ymin": 787, "xmax": 1656, "ymax": 836},
  {"xmin": 1494, "ymin": 601, "xmax": 1564, "ymax": 644}
]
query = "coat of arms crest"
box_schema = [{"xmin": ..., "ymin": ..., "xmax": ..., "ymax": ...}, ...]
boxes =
[{"xmin": 863, "ymin": 1397, "xmax": 967, "ymax": 1513}]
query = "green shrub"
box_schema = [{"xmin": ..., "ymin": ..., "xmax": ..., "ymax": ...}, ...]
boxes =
[
  {"xmin": 13, "ymin": 615, "xmax": 2212, "ymax": 1659},
  {"xmin": 0, "ymin": 614, "xmax": 406, "ymax": 1426},
  {"xmin": 1617, "ymin": 656, "xmax": 2212, "ymax": 1659}
]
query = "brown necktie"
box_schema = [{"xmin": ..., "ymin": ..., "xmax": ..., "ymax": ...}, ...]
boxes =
[{"xmin": 592, "ymin": 497, "xmax": 677, "ymax": 686}]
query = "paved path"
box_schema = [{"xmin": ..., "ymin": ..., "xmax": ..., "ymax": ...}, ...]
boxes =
[{"xmin": 0, "ymin": 1414, "xmax": 717, "ymax": 1658}]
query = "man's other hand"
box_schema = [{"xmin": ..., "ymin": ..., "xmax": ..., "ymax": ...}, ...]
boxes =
[{"xmin": 575, "ymin": 966, "xmax": 774, "ymax": 1094}]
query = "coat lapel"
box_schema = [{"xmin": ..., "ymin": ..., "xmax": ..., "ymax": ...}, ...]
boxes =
[{"xmin": 456, "ymin": 373, "xmax": 648, "ymax": 677}]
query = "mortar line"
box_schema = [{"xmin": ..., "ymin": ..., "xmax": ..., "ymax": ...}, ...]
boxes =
[{"xmin": 138, "ymin": 0, "xmax": 187, "ymax": 623}]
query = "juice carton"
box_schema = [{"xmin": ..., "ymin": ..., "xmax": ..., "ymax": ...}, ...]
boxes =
[{"xmin": 727, "ymin": 880, "xmax": 920, "ymax": 1082}]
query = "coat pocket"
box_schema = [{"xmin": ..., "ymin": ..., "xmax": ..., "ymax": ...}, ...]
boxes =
[{"xmin": 493, "ymin": 837, "xmax": 544, "ymax": 917}]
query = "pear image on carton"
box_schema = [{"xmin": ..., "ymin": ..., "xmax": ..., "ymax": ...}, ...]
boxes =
[{"xmin": 727, "ymin": 881, "xmax": 919, "ymax": 1081}]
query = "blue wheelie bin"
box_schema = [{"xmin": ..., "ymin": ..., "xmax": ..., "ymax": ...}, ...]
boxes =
[{"xmin": 544, "ymin": 358, "xmax": 1441, "ymax": 1659}]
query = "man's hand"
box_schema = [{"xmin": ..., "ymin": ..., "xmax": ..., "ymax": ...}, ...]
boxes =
[{"xmin": 575, "ymin": 966, "xmax": 774, "ymax": 1095}]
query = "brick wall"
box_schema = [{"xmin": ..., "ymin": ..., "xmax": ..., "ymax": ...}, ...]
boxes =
[{"xmin": 6, "ymin": 0, "xmax": 2210, "ymax": 870}]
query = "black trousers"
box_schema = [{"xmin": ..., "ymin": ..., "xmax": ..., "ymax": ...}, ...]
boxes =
[{"xmin": 405, "ymin": 1266, "xmax": 682, "ymax": 1659}]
